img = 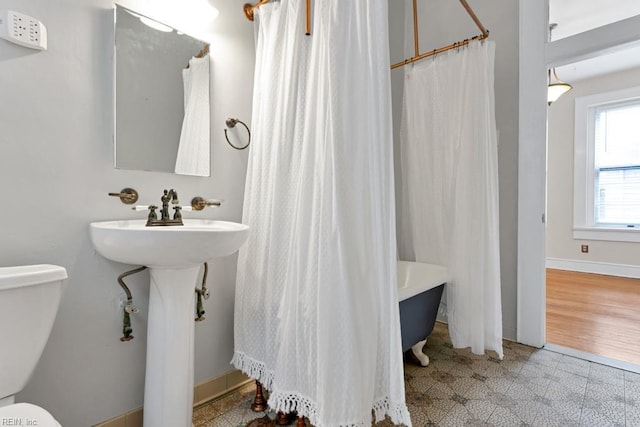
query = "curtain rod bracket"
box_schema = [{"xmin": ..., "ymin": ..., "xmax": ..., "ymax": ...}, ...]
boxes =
[
  {"xmin": 243, "ymin": 1, "xmax": 268, "ymax": 21},
  {"xmin": 243, "ymin": 0, "xmax": 312, "ymax": 35}
]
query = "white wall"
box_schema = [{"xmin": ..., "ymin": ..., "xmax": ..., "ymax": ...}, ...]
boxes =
[
  {"xmin": 547, "ymin": 66, "xmax": 640, "ymax": 267},
  {"xmin": 0, "ymin": 0, "xmax": 254, "ymax": 425},
  {"xmin": 388, "ymin": 0, "xmax": 519, "ymax": 340}
]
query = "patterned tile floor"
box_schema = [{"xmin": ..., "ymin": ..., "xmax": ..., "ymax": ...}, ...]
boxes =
[{"xmin": 194, "ymin": 323, "xmax": 640, "ymax": 426}]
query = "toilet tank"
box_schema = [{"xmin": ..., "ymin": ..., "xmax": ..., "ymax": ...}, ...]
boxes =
[{"xmin": 0, "ymin": 265, "xmax": 67, "ymax": 400}]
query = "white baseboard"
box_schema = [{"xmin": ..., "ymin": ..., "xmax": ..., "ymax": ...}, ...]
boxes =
[
  {"xmin": 544, "ymin": 343, "xmax": 640, "ymax": 374},
  {"xmin": 546, "ymin": 258, "xmax": 640, "ymax": 279}
]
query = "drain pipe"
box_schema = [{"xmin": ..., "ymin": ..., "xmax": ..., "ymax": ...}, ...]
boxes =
[
  {"xmin": 195, "ymin": 262, "xmax": 209, "ymax": 321},
  {"xmin": 116, "ymin": 266, "xmax": 147, "ymax": 341}
]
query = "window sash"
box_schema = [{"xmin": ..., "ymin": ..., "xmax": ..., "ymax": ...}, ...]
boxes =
[{"xmin": 595, "ymin": 165, "xmax": 640, "ymax": 226}]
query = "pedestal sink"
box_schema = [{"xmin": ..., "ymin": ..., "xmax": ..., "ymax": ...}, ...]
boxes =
[{"xmin": 90, "ymin": 219, "xmax": 249, "ymax": 427}]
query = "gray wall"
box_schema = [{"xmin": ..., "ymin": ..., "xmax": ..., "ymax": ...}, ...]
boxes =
[
  {"xmin": 0, "ymin": 0, "xmax": 254, "ymax": 425},
  {"xmin": 388, "ymin": 0, "xmax": 519, "ymax": 339}
]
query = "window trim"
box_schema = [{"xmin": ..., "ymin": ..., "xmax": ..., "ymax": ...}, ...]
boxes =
[{"xmin": 573, "ymin": 85, "xmax": 640, "ymax": 242}]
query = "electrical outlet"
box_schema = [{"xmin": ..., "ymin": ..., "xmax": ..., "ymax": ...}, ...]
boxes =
[
  {"xmin": 581, "ymin": 244, "xmax": 589, "ymax": 253},
  {"xmin": 0, "ymin": 9, "xmax": 47, "ymax": 50}
]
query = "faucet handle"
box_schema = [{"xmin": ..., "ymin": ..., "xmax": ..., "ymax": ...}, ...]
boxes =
[
  {"xmin": 108, "ymin": 188, "xmax": 139, "ymax": 204},
  {"xmin": 173, "ymin": 205, "xmax": 182, "ymax": 220},
  {"xmin": 146, "ymin": 205, "xmax": 158, "ymax": 227},
  {"xmin": 191, "ymin": 197, "xmax": 222, "ymax": 211}
]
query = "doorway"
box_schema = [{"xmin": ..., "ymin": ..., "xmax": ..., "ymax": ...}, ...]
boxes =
[
  {"xmin": 517, "ymin": 0, "xmax": 640, "ymax": 351},
  {"xmin": 544, "ymin": 47, "xmax": 640, "ymax": 369}
]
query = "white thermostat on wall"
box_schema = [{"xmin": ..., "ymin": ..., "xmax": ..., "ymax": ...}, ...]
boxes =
[{"xmin": 0, "ymin": 9, "xmax": 47, "ymax": 50}]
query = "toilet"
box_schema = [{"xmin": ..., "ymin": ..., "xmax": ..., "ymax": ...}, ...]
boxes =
[{"xmin": 0, "ymin": 264, "xmax": 67, "ymax": 427}]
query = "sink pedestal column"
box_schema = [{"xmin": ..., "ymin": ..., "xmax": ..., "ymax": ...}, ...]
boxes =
[{"xmin": 143, "ymin": 266, "xmax": 200, "ymax": 427}]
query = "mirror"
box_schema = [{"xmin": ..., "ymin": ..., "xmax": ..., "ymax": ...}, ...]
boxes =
[{"xmin": 114, "ymin": 4, "xmax": 211, "ymax": 176}]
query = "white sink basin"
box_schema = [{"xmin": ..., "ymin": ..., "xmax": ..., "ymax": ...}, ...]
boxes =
[
  {"xmin": 89, "ymin": 218, "xmax": 249, "ymax": 427},
  {"xmin": 90, "ymin": 219, "xmax": 249, "ymax": 268}
]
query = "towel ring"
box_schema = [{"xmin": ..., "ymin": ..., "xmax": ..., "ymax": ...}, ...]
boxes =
[{"xmin": 224, "ymin": 118, "xmax": 251, "ymax": 150}]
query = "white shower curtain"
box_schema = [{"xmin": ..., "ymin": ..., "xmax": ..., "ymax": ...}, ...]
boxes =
[
  {"xmin": 175, "ymin": 54, "xmax": 210, "ymax": 176},
  {"xmin": 398, "ymin": 41, "xmax": 503, "ymax": 358},
  {"xmin": 233, "ymin": 1, "xmax": 410, "ymax": 426}
]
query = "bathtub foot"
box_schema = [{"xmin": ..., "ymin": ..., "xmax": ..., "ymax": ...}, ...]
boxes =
[
  {"xmin": 275, "ymin": 412, "xmax": 289, "ymax": 425},
  {"xmin": 251, "ymin": 381, "xmax": 268, "ymax": 412},
  {"xmin": 411, "ymin": 339, "xmax": 430, "ymax": 366}
]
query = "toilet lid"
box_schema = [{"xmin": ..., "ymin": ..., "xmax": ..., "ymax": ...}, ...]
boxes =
[{"xmin": 0, "ymin": 403, "xmax": 61, "ymax": 427}]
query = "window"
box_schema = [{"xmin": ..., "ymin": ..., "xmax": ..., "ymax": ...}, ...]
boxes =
[{"xmin": 574, "ymin": 86, "xmax": 640, "ymax": 242}]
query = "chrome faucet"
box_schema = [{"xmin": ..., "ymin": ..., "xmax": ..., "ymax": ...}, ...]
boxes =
[{"xmin": 147, "ymin": 189, "xmax": 183, "ymax": 227}]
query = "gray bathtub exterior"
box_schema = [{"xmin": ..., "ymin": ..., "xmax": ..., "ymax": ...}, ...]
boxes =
[{"xmin": 399, "ymin": 283, "xmax": 445, "ymax": 352}]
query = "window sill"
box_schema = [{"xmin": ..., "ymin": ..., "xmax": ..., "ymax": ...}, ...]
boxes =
[{"xmin": 573, "ymin": 226, "xmax": 640, "ymax": 243}]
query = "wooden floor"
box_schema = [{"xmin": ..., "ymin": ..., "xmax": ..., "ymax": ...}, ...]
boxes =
[{"xmin": 546, "ymin": 268, "xmax": 640, "ymax": 366}]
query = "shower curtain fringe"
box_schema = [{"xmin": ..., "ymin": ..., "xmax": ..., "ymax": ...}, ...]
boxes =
[
  {"xmin": 268, "ymin": 392, "xmax": 319, "ymax": 426},
  {"xmin": 373, "ymin": 396, "xmax": 413, "ymax": 426},
  {"xmin": 267, "ymin": 391, "xmax": 412, "ymax": 427},
  {"xmin": 233, "ymin": 352, "xmax": 412, "ymax": 426},
  {"xmin": 231, "ymin": 351, "xmax": 275, "ymax": 391}
]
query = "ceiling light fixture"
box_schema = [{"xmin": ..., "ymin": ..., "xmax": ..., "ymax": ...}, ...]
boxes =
[
  {"xmin": 547, "ymin": 68, "xmax": 572, "ymax": 105},
  {"xmin": 547, "ymin": 23, "xmax": 572, "ymax": 105}
]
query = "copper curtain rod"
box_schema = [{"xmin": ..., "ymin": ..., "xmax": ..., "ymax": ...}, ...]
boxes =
[
  {"xmin": 391, "ymin": 0, "xmax": 490, "ymax": 69},
  {"xmin": 243, "ymin": 0, "xmax": 311, "ymax": 35},
  {"xmin": 195, "ymin": 44, "xmax": 210, "ymax": 58}
]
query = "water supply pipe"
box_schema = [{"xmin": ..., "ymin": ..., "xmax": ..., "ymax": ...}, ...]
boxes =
[
  {"xmin": 195, "ymin": 262, "xmax": 209, "ymax": 321},
  {"xmin": 116, "ymin": 266, "xmax": 147, "ymax": 341}
]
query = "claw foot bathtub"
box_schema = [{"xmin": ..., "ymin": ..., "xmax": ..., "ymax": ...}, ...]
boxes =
[{"xmin": 397, "ymin": 261, "xmax": 449, "ymax": 366}]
